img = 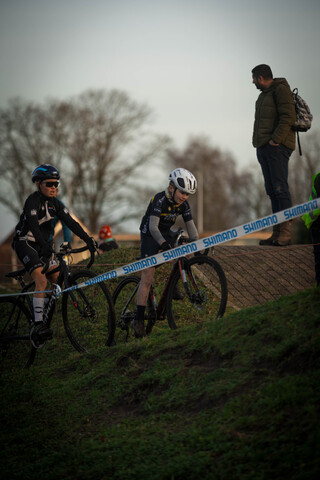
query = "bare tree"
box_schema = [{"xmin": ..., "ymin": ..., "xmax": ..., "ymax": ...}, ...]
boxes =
[
  {"xmin": 226, "ymin": 131, "xmax": 320, "ymax": 227},
  {"xmin": 289, "ymin": 131, "xmax": 320, "ymax": 205},
  {"xmin": 0, "ymin": 90, "xmax": 170, "ymax": 232},
  {"xmin": 233, "ymin": 163, "xmax": 270, "ymax": 223},
  {"xmin": 55, "ymin": 89, "xmax": 170, "ymax": 231},
  {"xmin": 167, "ymin": 136, "xmax": 255, "ymax": 231},
  {"xmin": 233, "ymin": 130, "xmax": 320, "ymax": 242},
  {"xmin": 0, "ymin": 98, "xmax": 65, "ymax": 217}
]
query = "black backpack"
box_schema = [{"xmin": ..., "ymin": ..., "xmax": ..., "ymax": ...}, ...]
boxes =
[{"xmin": 291, "ymin": 88, "xmax": 313, "ymax": 155}]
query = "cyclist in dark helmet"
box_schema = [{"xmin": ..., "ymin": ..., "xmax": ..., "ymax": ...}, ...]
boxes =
[
  {"xmin": 134, "ymin": 168, "xmax": 199, "ymax": 338},
  {"xmin": 12, "ymin": 164, "xmax": 97, "ymax": 345}
]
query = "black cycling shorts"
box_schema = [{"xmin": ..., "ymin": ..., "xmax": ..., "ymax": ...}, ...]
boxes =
[
  {"xmin": 140, "ymin": 233, "xmax": 173, "ymax": 258},
  {"xmin": 13, "ymin": 240, "xmax": 44, "ymax": 275},
  {"xmin": 13, "ymin": 240, "xmax": 44, "ymax": 274}
]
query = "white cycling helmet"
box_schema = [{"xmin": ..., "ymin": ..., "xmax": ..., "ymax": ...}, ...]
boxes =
[{"xmin": 168, "ymin": 168, "xmax": 197, "ymax": 195}]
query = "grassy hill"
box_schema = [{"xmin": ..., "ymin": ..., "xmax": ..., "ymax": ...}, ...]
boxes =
[{"xmin": 0, "ymin": 248, "xmax": 320, "ymax": 480}]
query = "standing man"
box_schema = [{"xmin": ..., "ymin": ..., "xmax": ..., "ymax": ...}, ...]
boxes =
[{"xmin": 252, "ymin": 64, "xmax": 296, "ymax": 246}]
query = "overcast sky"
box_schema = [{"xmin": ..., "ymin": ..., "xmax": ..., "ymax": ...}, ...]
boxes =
[{"xmin": 1, "ymin": 0, "xmax": 320, "ymax": 239}]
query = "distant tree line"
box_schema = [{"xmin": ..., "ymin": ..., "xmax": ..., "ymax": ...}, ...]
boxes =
[
  {"xmin": 0, "ymin": 89, "xmax": 319, "ymax": 236},
  {"xmin": 167, "ymin": 132, "xmax": 320, "ymax": 235},
  {"xmin": 0, "ymin": 90, "xmax": 170, "ymax": 232}
]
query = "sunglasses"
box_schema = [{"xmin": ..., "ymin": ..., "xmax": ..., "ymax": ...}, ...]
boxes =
[{"xmin": 42, "ymin": 181, "xmax": 60, "ymax": 188}]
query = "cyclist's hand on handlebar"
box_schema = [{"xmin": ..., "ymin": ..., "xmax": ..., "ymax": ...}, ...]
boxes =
[
  {"xmin": 86, "ymin": 236, "xmax": 98, "ymax": 254},
  {"xmin": 159, "ymin": 241, "xmax": 171, "ymax": 252}
]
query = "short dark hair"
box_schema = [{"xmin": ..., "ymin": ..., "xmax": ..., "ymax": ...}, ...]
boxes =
[{"xmin": 251, "ymin": 64, "xmax": 273, "ymax": 79}]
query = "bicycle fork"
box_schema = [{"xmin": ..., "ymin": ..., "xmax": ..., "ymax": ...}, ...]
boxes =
[
  {"xmin": 66, "ymin": 284, "xmax": 98, "ymax": 318},
  {"xmin": 178, "ymin": 259, "xmax": 203, "ymax": 305},
  {"xmin": 178, "ymin": 259, "xmax": 194, "ymax": 297}
]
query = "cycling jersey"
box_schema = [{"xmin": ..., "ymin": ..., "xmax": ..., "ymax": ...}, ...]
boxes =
[
  {"xmin": 13, "ymin": 191, "xmax": 90, "ymax": 249},
  {"xmin": 140, "ymin": 190, "xmax": 193, "ymax": 236}
]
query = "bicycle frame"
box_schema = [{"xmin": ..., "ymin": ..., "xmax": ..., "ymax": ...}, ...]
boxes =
[
  {"xmin": 116, "ymin": 253, "xmax": 208, "ymax": 335},
  {"xmin": 1, "ymin": 240, "xmax": 117, "ymax": 369},
  {"xmin": 40, "ymin": 243, "xmax": 97, "ymax": 323},
  {"xmin": 2, "ymin": 243, "xmax": 94, "ymax": 342},
  {"xmin": 147, "ymin": 255, "xmax": 197, "ymax": 324},
  {"xmin": 150, "ymin": 261, "xmax": 179, "ymax": 320},
  {"xmin": 112, "ymin": 231, "xmax": 227, "ymax": 344}
]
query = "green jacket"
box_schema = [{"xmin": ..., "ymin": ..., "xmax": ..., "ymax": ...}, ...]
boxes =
[
  {"xmin": 302, "ymin": 172, "xmax": 320, "ymax": 231},
  {"xmin": 252, "ymin": 77, "xmax": 296, "ymax": 150}
]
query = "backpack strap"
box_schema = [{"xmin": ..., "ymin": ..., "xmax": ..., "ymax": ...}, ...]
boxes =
[
  {"xmin": 293, "ymin": 89, "xmax": 302, "ymax": 155},
  {"xmin": 273, "ymin": 87, "xmax": 303, "ymax": 156},
  {"xmin": 296, "ymin": 131, "xmax": 302, "ymax": 156}
]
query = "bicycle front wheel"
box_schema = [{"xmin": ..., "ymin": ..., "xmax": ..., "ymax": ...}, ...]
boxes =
[
  {"xmin": 62, "ymin": 270, "xmax": 115, "ymax": 353},
  {"xmin": 0, "ymin": 297, "xmax": 36, "ymax": 371},
  {"xmin": 166, "ymin": 255, "xmax": 228, "ymax": 330}
]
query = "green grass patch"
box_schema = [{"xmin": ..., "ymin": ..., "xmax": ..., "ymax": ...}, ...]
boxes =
[{"xmin": 1, "ymin": 248, "xmax": 320, "ymax": 479}]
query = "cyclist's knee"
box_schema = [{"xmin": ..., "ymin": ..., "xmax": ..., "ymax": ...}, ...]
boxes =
[
  {"xmin": 48, "ymin": 270, "xmax": 59, "ymax": 283},
  {"xmin": 31, "ymin": 268, "xmax": 48, "ymax": 292},
  {"xmin": 141, "ymin": 279, "xmax": 153, "ymax": 290},
  {"xmin": 141, "ymin": 269, "xmax": 154, "ymax": 286}
]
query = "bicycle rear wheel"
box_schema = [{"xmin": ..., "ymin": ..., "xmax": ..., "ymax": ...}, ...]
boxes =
[
  {"xmin": 0, "ymin": 297, "xmax": 36, "ymax": 371},
  {"xmin": 166, "ymin": 255, "xmax": 228, "ymax": 330},
  {"xmin": 62, "ymin": 270, "xmax": 115, "ymax": 353}
]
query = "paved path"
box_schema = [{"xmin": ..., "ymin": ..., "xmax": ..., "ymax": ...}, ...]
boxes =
[{"xmin": 212, "ymin": 244, "xmax": 315, "ymax": 310}]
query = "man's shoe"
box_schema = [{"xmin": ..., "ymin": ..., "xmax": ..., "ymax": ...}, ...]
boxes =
[
  {"xmin": 133, "ymin": 318, "xmax": 145, "ymax": 338},
  {"xmin": 259, "ymin": 237, "xmax": 275, "ymax": 246},
  {"xmin": 272, "ymin": 221, "xmax": 292, "ymax": 246},
  {"xmin": 259, "ymin": 225, "xmax": 281, "ymax": 246},
  {"xmin": 273, "ymin": 238, "xmax": 292, "ymax": 246},
  {"xmin": 30, "ymin": 322, "xmax": 53, "ymax": 348}
]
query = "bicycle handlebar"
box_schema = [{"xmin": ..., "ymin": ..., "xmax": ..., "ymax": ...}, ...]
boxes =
[
  {"xmin": 176, "ymin": 231, "xmax": 209, "ymax": 256},
  {"xmin": 41, "ymin": 241, "xmax": 97, "ymax": 274}
]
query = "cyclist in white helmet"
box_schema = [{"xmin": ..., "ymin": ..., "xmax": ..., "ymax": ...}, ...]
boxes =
[{"xmin": 135, "ymin": 168, "xmax": 199, "ymax": 337}]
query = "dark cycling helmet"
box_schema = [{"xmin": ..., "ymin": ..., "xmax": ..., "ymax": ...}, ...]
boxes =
[{"xmin": 32, "ymin": 164, "xmax": 60, "ymax": 183}]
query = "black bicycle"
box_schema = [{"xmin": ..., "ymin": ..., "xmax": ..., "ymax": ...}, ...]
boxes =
[
  {"xmin": 111, "ymin": 231, "xmax": 228, "ymax": 344},
  {"xmin": 0, "ymin": 242, "xmax": 115, "ymax": 370}
]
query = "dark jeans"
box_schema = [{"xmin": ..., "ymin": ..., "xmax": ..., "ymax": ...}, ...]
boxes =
[
  {"xmin": 257, "ymin": 143, "xmax": 293, "ymax": 213},
  {"xmin": 311, "ymin": 227, "xmax": 320, "ymax": 287}
]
